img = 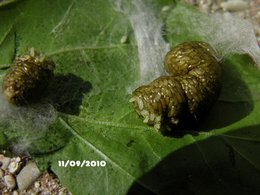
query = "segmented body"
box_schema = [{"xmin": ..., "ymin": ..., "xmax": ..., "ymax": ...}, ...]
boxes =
[
  {"xmin": 130, "ymin": 41, "xmax": 221, "ymax": 130},
  {"xmin": 2, "ymin": 48, "xmax": 55, "ymax": 105}
]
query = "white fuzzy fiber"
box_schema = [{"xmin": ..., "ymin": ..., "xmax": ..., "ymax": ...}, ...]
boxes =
[
  {"xmin": 114, "ymin": 0, "xmax": 170, "ymax": 87},
  {"xmin": 167, "ymin": 6, "xmax": 260, "ymax": 67},
  {"xmin": 0, "ymin": 90, "xmax": 57, "ymax": 154},
  {"xmin": 114, "ymin": 0, "xmax": 260, "ymax": 89}
]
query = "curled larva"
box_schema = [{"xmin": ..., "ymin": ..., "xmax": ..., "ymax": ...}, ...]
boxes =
[
  {"xmin": 130, "ymin": 41, "xmax": 221, "ymax": 131},
  {"xmin": 2, "ymin": 48, "xmax": 55, "ymax": 105}
]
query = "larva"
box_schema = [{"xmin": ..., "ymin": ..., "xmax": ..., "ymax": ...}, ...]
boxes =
[
  {"xmin": 130, "ymin": 41, "xmax": 221, "ymax": 131},
  {"xmin": 2, "ymin": 48, "xmax": 55, "ymax": 105}
]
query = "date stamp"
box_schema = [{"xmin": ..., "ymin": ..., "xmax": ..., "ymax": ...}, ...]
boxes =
[{"xmin": 58, "ymin": 160, "xmax": 107, "ymax": 168}]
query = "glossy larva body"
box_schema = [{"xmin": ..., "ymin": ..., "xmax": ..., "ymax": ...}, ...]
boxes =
[
  {"xmin": 2, "ymin": 48, "xmax": 55, "ymax": 105},
  {"xmin": 130, "ymin": 41, "xmax": 221, "ymax": 131}
]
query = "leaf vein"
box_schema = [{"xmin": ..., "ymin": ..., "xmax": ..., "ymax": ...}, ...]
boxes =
[
  {"xmin": 220, "ymin": 134, "xmax": 260, "ymax": 142},
  {"xmin": 50, "ymin": 0, "xmax": 75, "ymax": 35},
  {"xmin": 222, "ymin": 137, "xmax": 260, "ymax": 171},
  {"xmin": 59, "ymin": 117, "xmax": 157, "ymax": 193},
  {"xmin": 74, "ymin": 116, "xmax": 154, "ymax": 131},
  {"xmin": 0, "ymin": 24, "xmax": 13, "ymax": 47},
  {"xmin": 46, "ymin": 44, "xmax": 129, "ymax": 56},
  {"xmin": 59, "ymin": 117, "xmax": 134, "ymax": 178}
]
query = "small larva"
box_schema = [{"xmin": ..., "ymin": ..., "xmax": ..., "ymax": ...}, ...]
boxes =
[
  {"xmin": 2, "ymin": 48, "xmax": 55, "ymax": 105},
  {"xmin": 130, "ymin": 41, "xmax": 221, "ymax": 131}
]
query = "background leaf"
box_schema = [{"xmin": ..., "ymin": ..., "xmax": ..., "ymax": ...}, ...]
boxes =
[{"xmin": 0, "ymin": 0, "xmax": 259, "ymax": 194}]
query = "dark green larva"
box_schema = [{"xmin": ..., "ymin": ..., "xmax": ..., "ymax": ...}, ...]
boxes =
[
  {"xmin": 130, "ymin": 41, "xmax": 221, "ymax": 130},
  {"xmin": 2, "ymin": 48, "xmax": 55, "ymax": 105}
]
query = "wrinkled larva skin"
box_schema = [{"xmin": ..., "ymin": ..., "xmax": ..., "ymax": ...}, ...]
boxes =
[
  {"xmin": 2, "ymin": 48, "xmax": 55, "ymax": 105},
  {"xmin": 130, "ymin": 41, "xmax": 221, "ymax": 131}
]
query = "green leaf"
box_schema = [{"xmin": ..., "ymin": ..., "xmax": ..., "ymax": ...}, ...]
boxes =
[{"xmin": 0, "ymin": 1, "xmax": 259, "ymax": 194}]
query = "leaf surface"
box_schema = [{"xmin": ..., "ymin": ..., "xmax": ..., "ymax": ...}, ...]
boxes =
[{"xmin": 0, "ymin": 1, "xmax": 259, "ymax": 194}]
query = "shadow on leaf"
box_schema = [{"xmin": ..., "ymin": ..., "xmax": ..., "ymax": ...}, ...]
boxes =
[
  {"xmin": 197, "ymin": 55, "xmax": 253, "ymax": 132},
  {"xmin": 128, "ymin": 124, "xmax": 260, "ymax": 195},
  {"xmin": 0, "ymin": 73, "xmax": 91, "ymax": 155},
  {"xmin": 47, "ymin": 73, "xmax": 92, "ymax": 115}
]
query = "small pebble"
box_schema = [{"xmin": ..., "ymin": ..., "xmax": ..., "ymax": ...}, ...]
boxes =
[
  {"xmin": 8, "ymin": 157, "xmax": 21, "ymax": 174},
  {"xmin": 0, "ymin": 154, "xmax": 11, "ymax": 170},
  {"xmin": 4, "ymin": 174, "xmax": 16, "ymax": 190},
  {"xmin": 0, "ymin": 168, "xmax": 4, "ymax": 178},
  {"xmin": 59, "ymin": 187, "xmax": 69, "ymax": 195},
  {"xmin": 220, "ymin": 0, "xmax": 248, "ymax": 12},
  {"xmin": 34, "ymin": 181, "xmax": 41, "ymax": 188},
  {"xmin": 12, "ymin": 190, "xmax": 19, "ymax": 195},
  {"xmin": 16, "ymin": 162, "xmax": 41, "ymax": 191}
]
